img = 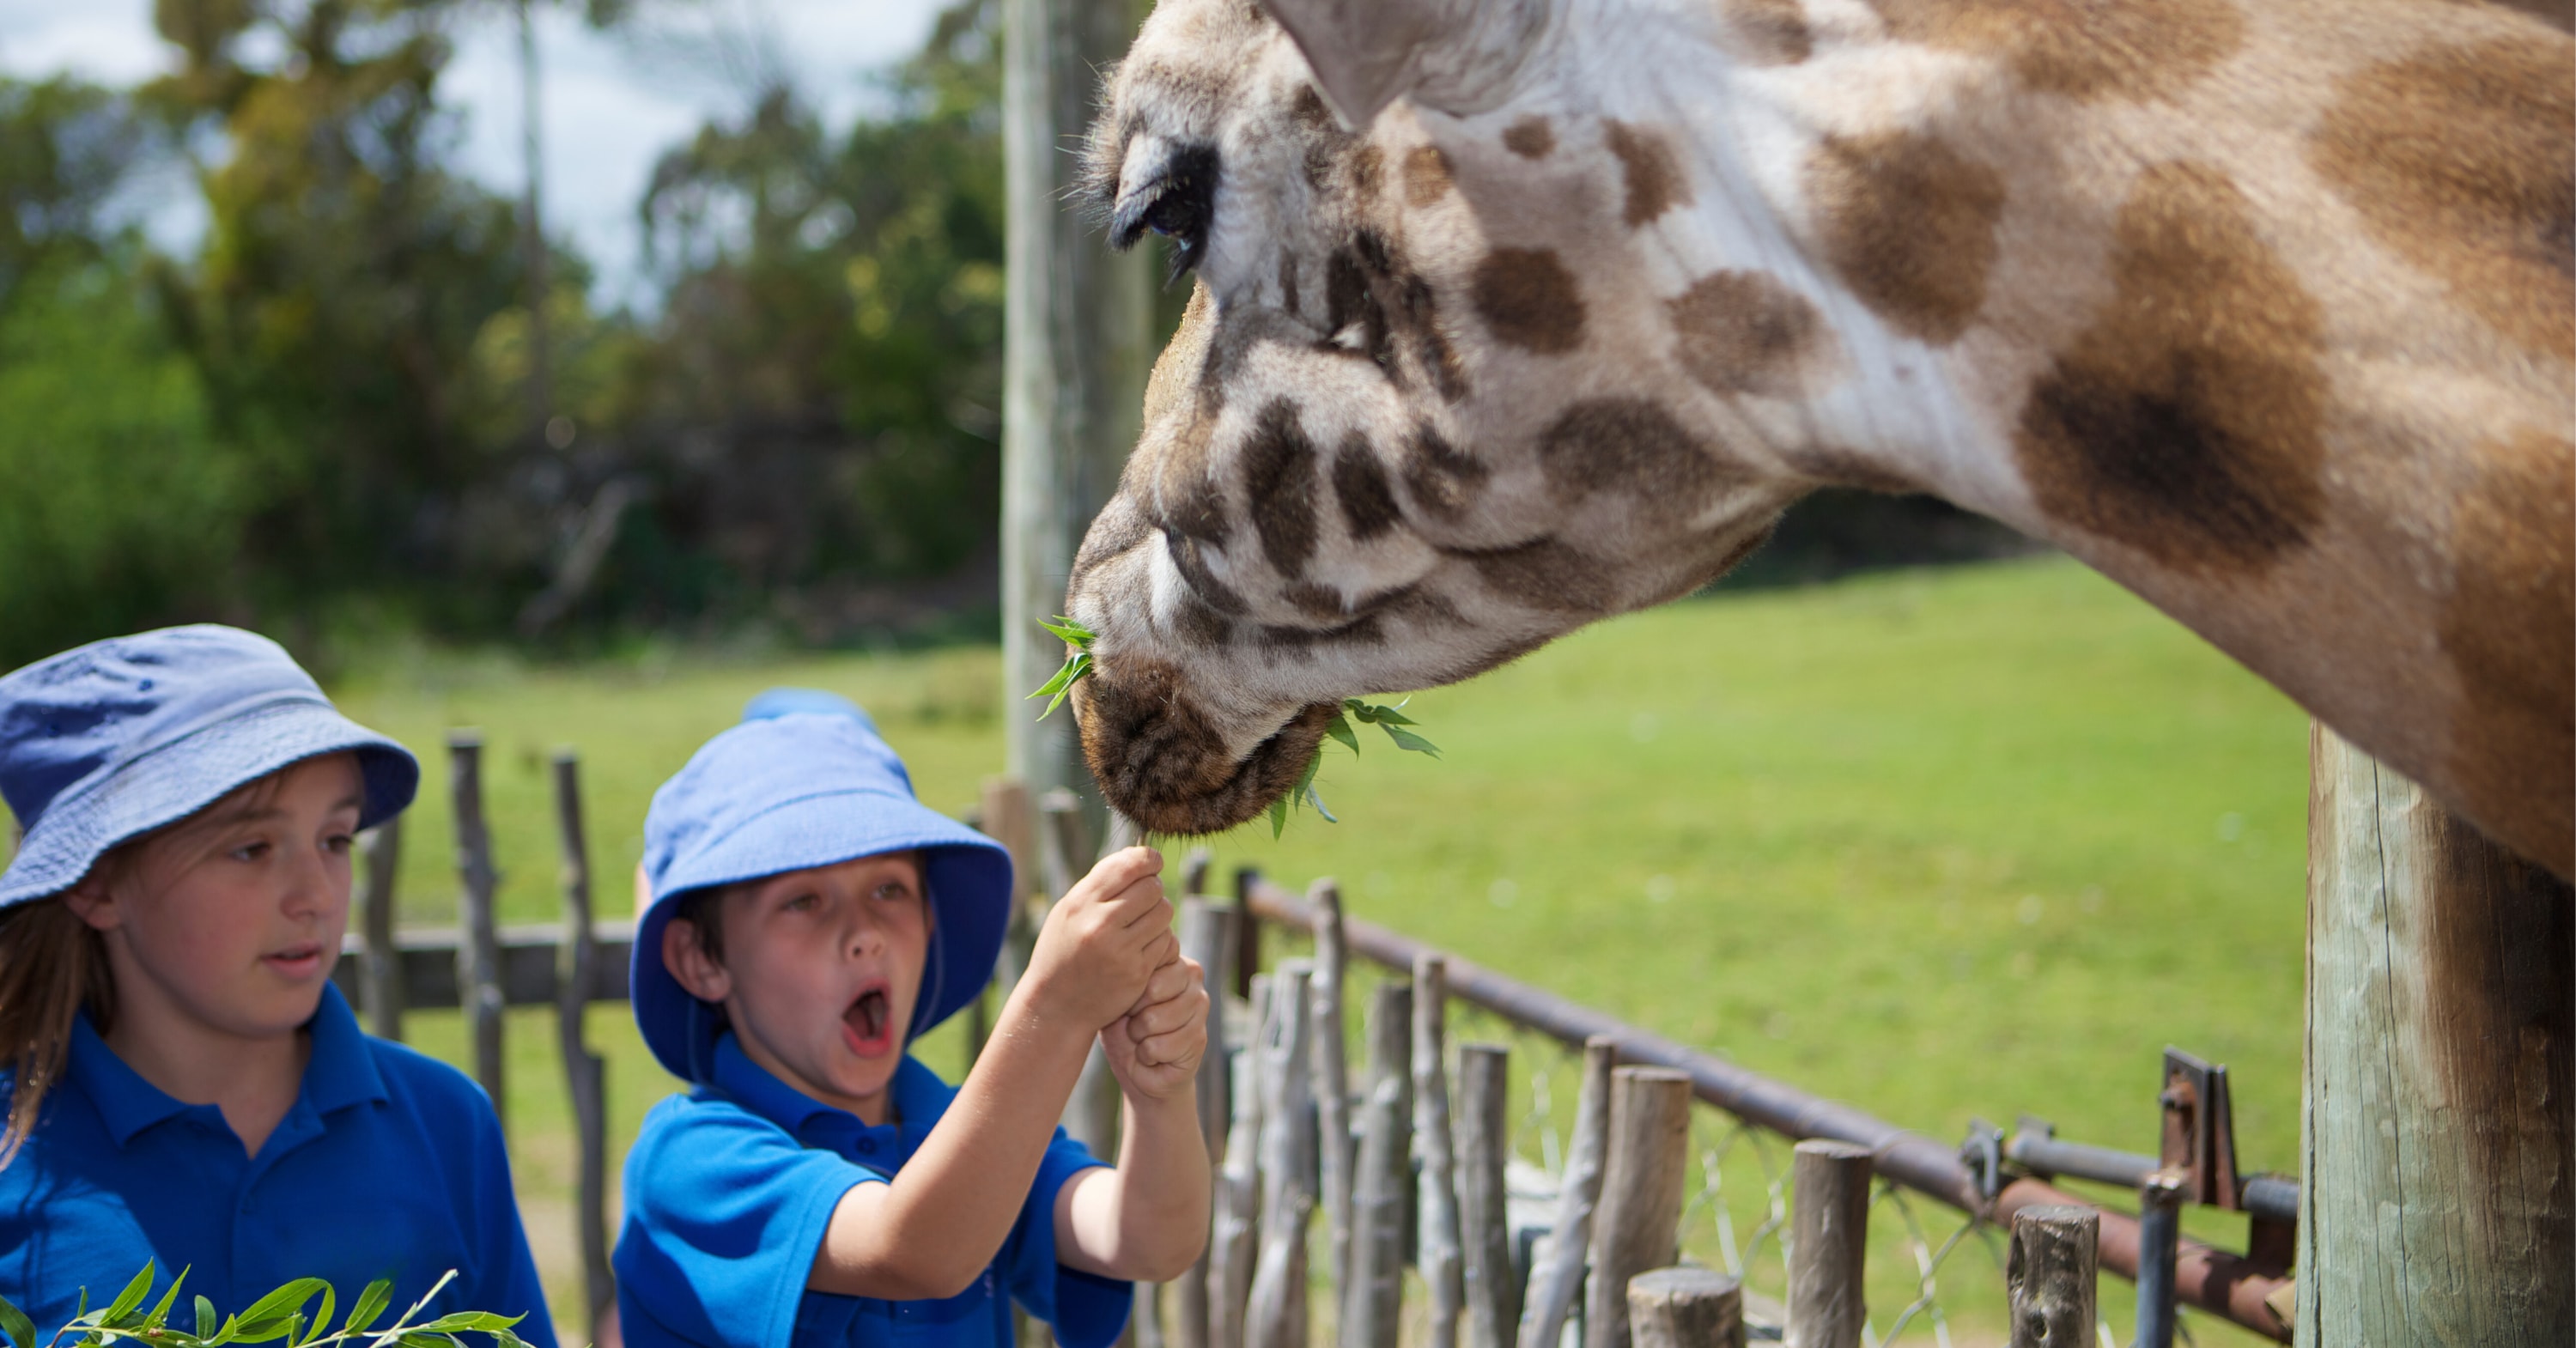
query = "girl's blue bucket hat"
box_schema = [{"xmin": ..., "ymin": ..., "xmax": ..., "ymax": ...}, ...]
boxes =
[
  {"xmin": 634, "ymin": 690, "xmax": 1015, "ymax": 1083},
  {"xmin": 0, "ymin": 625, "xmax": 420, "ymax": 910}
]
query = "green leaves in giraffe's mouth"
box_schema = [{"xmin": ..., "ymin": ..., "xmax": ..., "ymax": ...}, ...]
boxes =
[
  {"xmin": 1270, "ymin": 698, "xmax": 1440, "ymax": 839},
  {"xmin": 1027, "ymin": 616, "xmax": 1097, "ymax": 720},
  {"xmin": 1024, "ymin": 617, "xmax": 1440, "ymax": 837}
]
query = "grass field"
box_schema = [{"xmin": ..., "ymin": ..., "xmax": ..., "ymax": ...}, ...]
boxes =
[{"xmin": 332, "ymin": 556, "xmax": 2311, "ymax": 1346}]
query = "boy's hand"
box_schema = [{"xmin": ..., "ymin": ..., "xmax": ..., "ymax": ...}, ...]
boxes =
[
  {"xmin": 1102, "ymin": 955, "xmax": 1207, "ymax": 1102},
  {"xmin": 1023, "ymin": 847, "xmax": 1176, "ymax": 1033}
]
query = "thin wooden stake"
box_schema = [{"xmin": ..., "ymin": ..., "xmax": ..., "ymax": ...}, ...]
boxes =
[
  {"xmin": 1176, "ymin": 890, "xmax": 1237, "ymax": 1348},
  {"xmin": 1583, "ymin": 1068, "xmax": 1692, "ymax": 1348},
  {"xmin": 1248, "ymin": 962, "xmax": 1317, "ymax": 1348},
  {"xmin": 448, "ymin": 732, "xmax": 505, "ymax": 1116},
  {"xmin": 358, "ymin": 815, "xmax": 405, "ymax": 1041},
  {"xmin": 1415, "ymin": 955, "xmax": 1464, "ymax": 1348},
  {"xmin": 1787, "ymin": 1141, "xmax": 1872, "ymax": 1348},
  {"xmin": 1625, "ymin": 1268, "xmax": 1742, "ymax": 1348},
  {"xmin": 1212, "ymin": 976, "xmax": 1272, "ymax": 1348},
  {"xmin": 1342, "ymin": 979, "xmax": 1413, "ymax": 1348},
  {"xmin": 1311, "ymin": 879, "xmax": 1355, "ymax": 1303},
  {"xmin": 550, "ymin": 751, "xmax": 613, "ymax": 1335},
  {"xmin": 2006, "ymin": 1205, "xmax": 2098, "ymax": 1348},
  {"xmin": 1520, "ymin": 1037, "xmax": 1616, "ymax": 1348},
  {"xmin": 1458, "ymin": 1043, "xmax": 1519, "ymax": 1348}
]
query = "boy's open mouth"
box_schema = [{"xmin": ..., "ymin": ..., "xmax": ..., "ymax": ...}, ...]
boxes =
[
  {"xmin": 842, "ymin": 983, "xmax": 896, "ymax": 1057},
  {"xmin": 264, "ymin": 941, "xmax": 326, "ymax": 976}
]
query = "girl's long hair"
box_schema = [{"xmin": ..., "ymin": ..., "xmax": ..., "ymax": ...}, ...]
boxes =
[{"xmin": 0, "ymin": 895, "xmax": 113, "ymax": 1168}]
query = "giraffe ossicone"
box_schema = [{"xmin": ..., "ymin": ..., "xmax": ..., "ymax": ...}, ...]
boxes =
[{"xmin": 1060, "ymin": 0, "xmax": 2574, "ymax": 881}]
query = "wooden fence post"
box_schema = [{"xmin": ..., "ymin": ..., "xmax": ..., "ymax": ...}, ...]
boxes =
[
  {"xmin": 2006, "ymin": 1205, "xmax": 2098, "ymax": 1348},
  {"xmin": 1176, "ymin": 890, "xmax": 1237, "ymax": 1348},
  {"xmin": 447, "ymin": 732, "xmax": 505, "ymax": 1116},
  {"xmin": 1311, "ymin": 879, "xmax": 1355, "ymax": 1304},
  {"xmin": 1624, "ymin": 1268, "xmax": 1742, "ymax": 1348},
  {"xmin": 1212, "ymin": 976, "xmax": 1272, "ymax": 1348},
  {"xmin": 358, "ymin": 815, "xmax": 405, "ymax": 1041},
  {"xmin": 1787, "ymin": 1141, "xmax": 1871, "ymax": 1348},
  {"xmin": 1248, "ymin": 962, "xmax": 1317, "ymax": 1348},
  {"xmin": 1343, "ymin": 979, "xmax": 1413, "ymax": 1348},
  {"xmin": 1415, "ymin": 955, "xmax": 1464, "ymax": 1348},
  {"xmin": 1519, "ymin": 1036, "xmax": 1615, "ymax": 1348},
  {"xmin": 1457, "ymin": 1043, "xmax": 1519, "ymax": 1348},
  {"xmin": 550, "ymin": 751, "xmax": 614, "ymax": 1336},
  {"xmin": 1583, "ymin": 1068, "xmax": 1692, "ymax": 1348},
  {"xmin": 2299, "ymin": 725, "xmax": 2574, "ymax": 1345},
  {"xmin": 1233, "ymin": 867, "xmax": 1262, "ymax": 1002}
]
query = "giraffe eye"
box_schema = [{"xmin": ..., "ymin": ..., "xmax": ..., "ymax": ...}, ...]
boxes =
[{"xmin": 1109, "ymin": 141, "xmax": 1220, "ymax": 277}]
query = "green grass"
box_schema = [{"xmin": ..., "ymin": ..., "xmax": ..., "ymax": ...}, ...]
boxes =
[{"xmin": 328, "ymin": 556, "xmax": 2308, "ymax": 1346}]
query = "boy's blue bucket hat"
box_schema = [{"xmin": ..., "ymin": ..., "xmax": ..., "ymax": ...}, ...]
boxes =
[
  {"xmin": 634, "ymin": 689, "xmax": 1015, "ymax": 1082},
  {"xmin": 0, "ymin": 625, "xmax": 420, "ymax": 909}
]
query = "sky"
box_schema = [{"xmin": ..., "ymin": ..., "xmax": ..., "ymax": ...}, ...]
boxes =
[{"xmin": 0, "ymin": 0, "xmax": 951, "ymax": 306}]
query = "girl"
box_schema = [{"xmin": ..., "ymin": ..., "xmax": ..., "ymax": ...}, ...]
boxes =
[{"xmin": 0, "ymin": 625, "xmax": 555, "ymax": 1344}]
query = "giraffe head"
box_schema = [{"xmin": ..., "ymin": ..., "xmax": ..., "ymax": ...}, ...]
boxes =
[{"xmin": 1063, "ymin": 0, "xmax": 1822, "ymax": 834}]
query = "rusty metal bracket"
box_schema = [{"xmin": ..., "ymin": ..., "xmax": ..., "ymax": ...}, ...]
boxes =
[
  {"xmin": 2160, "ymin": 1047, "xmax": 2241, "ymax": 1210},
  {"xmin": 1959, "ymin": 1117, "xmax": 2005, "ymax": 1204}
]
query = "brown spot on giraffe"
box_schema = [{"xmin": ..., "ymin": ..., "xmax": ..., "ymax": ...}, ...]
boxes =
[
  {"xmin": 1870, "ymin": 0, "xmax": 2245, "ymax": 103},
  {"xmin": 1403, "ymin": 422, "xmax": 1490, "ymax": 523},
  {"xmin": 1242, "ymin": 400, "xmax": 1321, "ymax": 577},
  {"xmin": 1537, "ymin": 398, "xmax": 1743, "ymax": 525},
  {"xmin": 1667, "ymin": 270, "xmax": 1834, "ymax": 398},
  {"xmin": 1604, "ymin": 120, "xmax": 1692, "ymax": 228},
  {"xmin": 1722, "ymin": 0, "xmax": 1812, "ymax": 64},
  {"xmin": 1333, "ymin": 434, "xmax": 1403, "ymax": 541},
  {"xmin": 2310, "ymin": 39, "xmax": 2575, "ymax": 363},
  {"xmin": 1351, "ymin": 144, "xmax": 1385, "ymax": 203},
  {"xmin": 1806, "ymin": 131, "xmax": 2004, "ymax": 346},
  {"xmin": 1473, "ymin": 247, "xmax": 1587, "ymax": 354},
  {"xmin": 2439, "ymin": 429, "xmax": 2575, "ymax": 875},
  {"xmin": 1073, "ymin": 663, "xmax": 1337, "ymax": 836},
  {"xmin": 1278, "ymin": 257, "xmax": 1301, "ymax": 317},
  {"xmin": 1403, "ymin": 144, "xmax": 1455, "ymax": 209},
  {"xmin": 1503, "ymin": 116, "xmax": 1555, "ymax": 158},
  {"xmin": 1456, "ymin": 537, "xmax": 1622, "ymax": 613},
  {"xmin": 2014, "ymin": 161, "xmax": 2328, "ymax": 575},
  {"xmin": 1172, "ymin": 589, "xmax": 1236, "ymax": 647}
]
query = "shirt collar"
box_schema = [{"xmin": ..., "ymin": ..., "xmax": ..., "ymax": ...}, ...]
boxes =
[
  {"xmin": 66, "ymin": 982, "xmax": 389, "ymax": 1148},
  {"xmin": 708, "ymin": 1032, "xmax": 951, "ymax": 1151}
]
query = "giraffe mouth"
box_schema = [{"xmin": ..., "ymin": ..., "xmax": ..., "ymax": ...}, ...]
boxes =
[{"xmin": 1073, "ymin": 664, "xmax": 1339, "ymax": 835}]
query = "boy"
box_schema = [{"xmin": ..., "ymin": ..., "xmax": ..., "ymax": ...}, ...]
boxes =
[{"xmin": 615, "ymin": 692, "xmax": 1211, "ymax": 1348}]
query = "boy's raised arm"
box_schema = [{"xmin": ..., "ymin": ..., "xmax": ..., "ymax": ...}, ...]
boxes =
[{"xmin": 808, "ymin": 847, "xmax": 1178, "ymax": 1299}]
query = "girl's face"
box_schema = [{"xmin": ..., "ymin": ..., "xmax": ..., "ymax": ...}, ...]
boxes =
[{"xmin": 67, "ymin": 754, "xmax": 365, "ymax": 1044}]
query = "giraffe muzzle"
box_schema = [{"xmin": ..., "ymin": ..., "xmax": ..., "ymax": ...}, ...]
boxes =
[{"xmin": 1072, "ymin": 664, "xmax": 1339, "ymax": 835}]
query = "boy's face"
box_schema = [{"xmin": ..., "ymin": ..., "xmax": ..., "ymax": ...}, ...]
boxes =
[{"xmin": 665, "ymin": 851, "xmax": 930, "ymax": 1125}]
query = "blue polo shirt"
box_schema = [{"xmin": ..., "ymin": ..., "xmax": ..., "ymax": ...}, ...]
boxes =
[
  {"xmin": 615, "ymin": 1035, "xmax": 1129, "ymax": 1348},
  {"xmin": 0, "ymin": 985, "xmax": 554, "ymax": 1344}
]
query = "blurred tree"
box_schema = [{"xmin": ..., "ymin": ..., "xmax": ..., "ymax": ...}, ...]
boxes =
[
  {"xmin": 145, "ymin": 0, "xmax": 531, "ymax": 625},
  {"xmin": 576, "ymin": 0, "xmax": 1006, "ymax": 635},
  {"xmin": 0, "ymin": 76, "xmax": 158, "ymax": 314}
]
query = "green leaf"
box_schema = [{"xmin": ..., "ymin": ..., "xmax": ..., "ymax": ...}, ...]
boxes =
[
  {"xmin": 410, "ymin": 1316, "xmax": 519, "ymax": 1336},
  {"xmin": 297, "ymin": 1288, "xmax": 333, "ymax": 1348},
  {"xmin": 147, "ymin": 1269, "xmax": 190, "ymax": 1331},
  {"xmin": 343, "ymin": 1284, "xmax": 392, "ymax": 1338},
  {"xmin": 1036, "ymin": 616, "xmax": 1097, "ymax": 648},
  {"xmin": 1303, "ymin": 783, "xmax": 1338, "ymax": 823},
  {"xmin": 398, "ymin": 1334, "xmax": 459, "ymax": 1348},
  {"xmin": 1030, "ymin": 652, "xmax": 1091, "ymax": 720},
  {"xmin": 1380, "ymin": 724, "xmax": 1440, "ymax": 757},
  {"xmin": 1322, "ymin": 710, "xmax": 1358, "ymax": 755},
  {"xmin": 231, "ymin": 1286, "xmax": 325, "ymax": 1338},
  {"xmin": 103, "ymin": 1264, "xmax": 157, "ymax": 1328},
  {"xmin": 1, "ymin": 1290, "xmax": 38, "ymax": 1348},
  {"xmin": 195, "ymin": 1300, "xmax": 217, "ymax": 1340},
  {"xmin": 1267, "ymin": 793, "xmax": 1290, "ymax": 840}
]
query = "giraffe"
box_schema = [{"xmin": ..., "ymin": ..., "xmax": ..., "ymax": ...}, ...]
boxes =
[{"xmin": 1056, "ymin": 0, "xmax": 2575, "ymax": 880}]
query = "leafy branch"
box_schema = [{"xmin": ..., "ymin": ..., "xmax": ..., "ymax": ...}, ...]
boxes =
[
  {"xmin": 1268, "ymin": 698, "xmax": 1440, "ymax": 839},
  {"xmin": 0, "ymin": 1263, "xmax": 531, "ymax": 1348},
  {"xmin": 1026, "ymin": 615, "xmax": 1096, "ymax": 720}
]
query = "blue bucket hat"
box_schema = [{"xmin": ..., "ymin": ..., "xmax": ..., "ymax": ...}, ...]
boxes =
[
  {"xmin": 0, "ymin": 625, "xmax": 420, "ymax": 910},
  {"xmin": 634, "ymin": 689, "xmax": 1015, "ymax": 1082}
]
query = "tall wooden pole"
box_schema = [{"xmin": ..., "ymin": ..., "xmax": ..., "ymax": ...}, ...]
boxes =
[
  {"xmin": 2297, "ymin": 723, "xmax": 2573, "ymax": 1345},
  {"xmin": 1001, "ymin": 0, "xmax": 1153, "ymax": 837}
]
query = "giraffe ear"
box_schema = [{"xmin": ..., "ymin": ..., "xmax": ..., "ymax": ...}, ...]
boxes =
[{"xmin": 1260, "ymin": 0, "xmax": 1552, "ymax": 130}]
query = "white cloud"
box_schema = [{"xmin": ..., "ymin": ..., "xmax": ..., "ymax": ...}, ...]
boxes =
[{"xmin": 0, "ymin": 0, "xmax": 952, "ymax": 302}]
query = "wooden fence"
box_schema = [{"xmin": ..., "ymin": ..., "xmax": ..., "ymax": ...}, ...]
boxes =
[{"xmin": 345, "ymin": 744, "xmax": 2313, "ymax": 1348}]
